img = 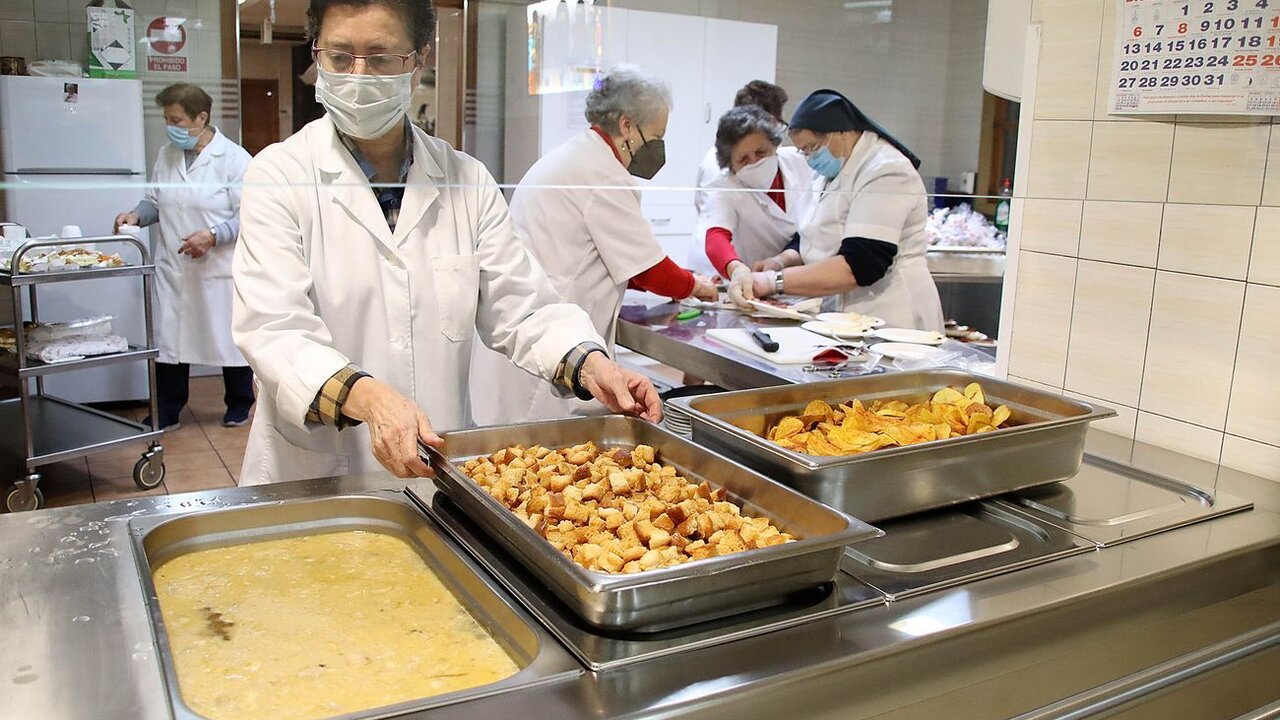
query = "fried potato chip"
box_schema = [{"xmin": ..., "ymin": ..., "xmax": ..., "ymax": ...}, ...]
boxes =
[
  {"xmin": 774, "ymin": 416, "xmax": 805, "ymax": 438},
  {"xmin": 802, "ymin": 400, "xmax": 834, "ymax": 419},
  {"xmin": 806, "ymin": 432, "xmax": 844, "ymax": 457},
  {"xmin": 931, "ymin": 387, "xmax": 966, "ymax": 406},
  {"xmin": 992, "ymin": 405, "xmax": 1011, "ymax": 426},
  {"xmin": 963, "ymin": 382, "xmax": 985, "ymax": 405}
]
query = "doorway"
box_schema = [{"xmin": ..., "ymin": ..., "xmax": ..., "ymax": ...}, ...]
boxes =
[{"xmin": 240, "ymin": 78, "xmax": 281, "ymax": 155}]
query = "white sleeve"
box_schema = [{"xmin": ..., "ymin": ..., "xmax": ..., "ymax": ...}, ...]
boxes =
[
  {"xmin": 701, "ymin": 186, "xmax": 739, "ymax": 233},
  {"xmin": 472, "ymin": 165, "xmax": 605, "ymax": 381},
  {"xmin": 841, "ymin": 162, "xmax": 922, "ymax": 247},
  {"xmin": 231, "ymin": 154, "xmax": 352, "ymax": 430},
  {"xmin": 583, "ymin": 187, "xmax": 667, "ymax": 283}
]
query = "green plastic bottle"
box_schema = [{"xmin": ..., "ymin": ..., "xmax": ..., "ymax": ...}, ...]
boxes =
[
  {"xmin": 86, "ymin": 0, "xmax": 137, "ymax": 79},
  {"xmin": 994, "ymin": 177, "xmax": 1012, "ymax": 233}
]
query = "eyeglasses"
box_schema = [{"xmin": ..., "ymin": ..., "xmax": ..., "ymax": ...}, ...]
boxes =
[
  {"xmin": 797, "ymin": 134, "xmax": 829, "ymax": 156},
  {"xmin": 312, "ymin": 46, "xmax": 418, "ymax": 76}
]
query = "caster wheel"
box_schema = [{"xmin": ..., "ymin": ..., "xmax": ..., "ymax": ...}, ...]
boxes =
[
  {"xmin": 6, "ymin": 486, "xmax": 44, "ymax": 512},
  {"xmin": 133, "ymin": 454, "xmax": 166, "ymax": 490}
]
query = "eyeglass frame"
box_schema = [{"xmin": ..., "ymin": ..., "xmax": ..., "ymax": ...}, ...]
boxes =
[{"xmin": 311, "ymin": 45, "xmax": 421, "ymax": 75}]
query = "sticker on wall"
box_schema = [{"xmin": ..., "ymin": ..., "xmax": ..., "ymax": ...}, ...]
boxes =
[
  {"xmin": 145, "ymin": 16, "xmax": 190, "ymax": 73},
  {"xmin": 1109, "ymin": 0, "xmax": 1280, "ymax": 115}
]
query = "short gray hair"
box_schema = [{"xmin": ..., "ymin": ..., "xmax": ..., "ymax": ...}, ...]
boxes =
[
  {"xmin": 715, "ymin": 105, "xmax": 783, "ymax": 169},
  {"xmin": 584, "ymin": 66, "xmax": 672, "ymax": 131}
]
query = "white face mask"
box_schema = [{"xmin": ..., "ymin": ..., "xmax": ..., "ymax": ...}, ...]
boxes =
[
  {"xmin": 735, "ymin": 154, "xmax": 779, "ymax": 190},
  {"xmin": 315, "ymin": 66, "xmax": 414, "ymax": 140}
]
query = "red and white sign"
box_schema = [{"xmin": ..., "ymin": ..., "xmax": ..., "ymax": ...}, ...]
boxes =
[{"xmin": 145, "ymin": 16, "xmax": 189, "ymax": 73}]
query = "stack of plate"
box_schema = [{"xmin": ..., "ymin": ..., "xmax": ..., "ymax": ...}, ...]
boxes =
[{"xmin": 663, "ymin": 401, "xmax": 694, "ymax": 438}]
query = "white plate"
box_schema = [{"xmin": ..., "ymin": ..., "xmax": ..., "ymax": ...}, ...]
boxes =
[
  {"xmin": 801, "ymin": 321, "xmax": 874, "ymax": 340},
  {"xmin": 816, "ymin": 312, "xmax": 885, "ymax": 329},
  {"xmin": 870, "ymin": 342, "xmax": 950, "ymax": 361},
  {"xmin": 746, "ymin": 300, "xmax": 813, "ymax": 321},
  {"xmin": 873, "ymin": 328, "xmax": 946, "ymax": 345}
]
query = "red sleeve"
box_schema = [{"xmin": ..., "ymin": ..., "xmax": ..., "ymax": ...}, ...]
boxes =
[
  {"xmin": 630, "ymin": 256, "xmax": 696, "ymax": 300},
  {"xmin": 705, "ymin": 227, "xmax": 741, "ymax": 278}
]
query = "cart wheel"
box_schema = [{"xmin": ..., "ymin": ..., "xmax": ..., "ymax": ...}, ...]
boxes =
[
  {"xmin": 133, "ymin": 454, "xmax": 166, "ymax": 490},
  {"xmin": 6, "ymin": 485, "xmax": 44, "ymax": 513}
]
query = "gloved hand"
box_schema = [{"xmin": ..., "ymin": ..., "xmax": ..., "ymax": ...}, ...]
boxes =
[
  {"xmin": 752, "ymin": 256, "xmax": 786, "ymax": 272},
  {"xmin": 751, "ymin": 271, "xmax": 779, "ymax": 300},
  {"xmin": 690, "ymin": 273, "xmax": 720, "ymax": 302},
  {"xmin": 727, "ymin": 262, "xmax": 755, "ymax": 309}
]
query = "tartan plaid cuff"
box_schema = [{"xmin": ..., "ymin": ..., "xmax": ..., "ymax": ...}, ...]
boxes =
[{"xmin": 305, "ymin": 363, "xmax": 369, "ymax": 429}]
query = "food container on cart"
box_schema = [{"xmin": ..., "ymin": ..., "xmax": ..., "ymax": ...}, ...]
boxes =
[{"xmin": 679, "ymin": 370, "xmax": 1115, "ymax": 522}]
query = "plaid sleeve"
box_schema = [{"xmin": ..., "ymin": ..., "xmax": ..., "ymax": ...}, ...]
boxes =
[{"xmin": 306, "ymin": 363, "xmax": 369, "ymax": 428}]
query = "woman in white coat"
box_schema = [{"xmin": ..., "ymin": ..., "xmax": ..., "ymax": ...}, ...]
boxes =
[
  {"xmin": 695, "ymin": 105, "xmax": 815, "ymax": 305},
  {"xmin": 734, "ymin": 89, "xmax": 944, "ymax": 332},
  {"xmin": 231, "ymin": 0, "xmax": 660, "ymax": 485},
  {"xmin": 113, "ymin": 84, "xmax": 254, "ymax": 430},
  {"xmin": 471, "ymin": 66, "xmax": 717, "ymax": 426}
]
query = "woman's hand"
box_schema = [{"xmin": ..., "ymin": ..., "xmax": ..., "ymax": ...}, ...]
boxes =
[
  {"xmin": 113, "ymin": 212, "xmax": 140, "ymax": 234},
  {"xmin": 690, "ymin": 273, "xmax": 719, "ymax": 302},
  {"xmin": 179, "ymin": 229, "xmax": 216, "ymax": 259},
  {"xmin": 751, "ymin": 271, "xmax": 779, "ymax": 300},
  {"xmin": 752, "ymin": 256, "xmax": 785, "ymax": 273},
  {"xmin": 344, "ymin": 376, "xmax": 443, "ymax": 479},
  {"xmin": 578, "ymin": 353, "xmax": 663, "ymax": 423},
  {"xmin": 726, "ymin": 261, "xmax": 756, "ymax": 309}
]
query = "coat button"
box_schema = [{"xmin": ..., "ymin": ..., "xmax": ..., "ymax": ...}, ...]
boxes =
[{"xmin": 392, "ymin": 335, "xmax": 409, "ymax": 349}]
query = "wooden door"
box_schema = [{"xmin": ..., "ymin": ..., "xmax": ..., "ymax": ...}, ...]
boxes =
[{"xmin": 240, "ymin": 78, "xmax": 280, "ymax": 156}]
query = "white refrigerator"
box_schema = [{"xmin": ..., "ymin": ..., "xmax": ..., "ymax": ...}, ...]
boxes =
[{"xmin": 0, "ymin": 76, "xmax": 151, "ymax": 403}]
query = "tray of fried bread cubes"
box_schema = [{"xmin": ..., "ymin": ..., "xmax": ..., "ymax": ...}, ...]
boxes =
[{"xmin": 420, "ymin": 415, "xmax": 881, "ymax": 632}]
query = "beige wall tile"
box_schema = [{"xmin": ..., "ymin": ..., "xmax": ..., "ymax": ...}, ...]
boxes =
[
  {"xmin": 1250, "ymin": 207, "xmax": 1280, "ymax": 287},
  {"xmin": 1135, "ymin": 412, "xmax": 1224, "ymax": 464},
  {"xmin": 1063, "ymin": 389, "xmax": 1138, "ymax": 439},
  {"xmin": 1168, "ymin": 123, "xmax": 1270, "ymax": 206},
  {"xmin": 1157, "ymin": 204, "xmax": 1256, "ymax": 280},
  {"xmin": 1034, "ymin": 0, "xmax": 1102, "ymax": 121},
  {"xmin": 1263, "ymin": 125, "xmax": 1280, "ymax": 207},
  {"xmin": 1140, "ymin": 273, "xmax": 1244, "ymax": 430},
  {"xmin": 1086, "ymin": 122, "xmax": 1175, "ymax": 202},
  {"xmin": 1221, "ymin": 435, "xmax": 1280, "ymax": 483},
  {"xmin": 1007, "ymin": 374, "xmax": 1064, "ymax": 396},
  {"xmin": 1019, "ymin": 199, "xmax": 1083, "ymax": 256},
  {"xmin": 1078, "ymin": 200, "xmax": 1162, "ymax": 267},
  {"xmin": 1064, "ymin": 260, "xmax": 1155, "ymax": 406},
  {"xmin": 1026, "ymin": 121, "xmax": 1093, "ymax": 200},
  {"xmin": 1007, "ymin": 251, "xmax": 1078, "ymax": 386},
  {"xmin": 1226, "ymin": 283, "xmax": 1280, "ymax": 446}
]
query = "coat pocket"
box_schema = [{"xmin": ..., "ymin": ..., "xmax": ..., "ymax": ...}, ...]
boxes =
[{"xmin": 432, "ymin": 254, "xmax": 481, "ymax": 342}]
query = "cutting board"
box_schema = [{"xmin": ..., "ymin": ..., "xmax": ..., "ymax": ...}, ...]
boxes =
[{"xmin": 705, "ymin": 327, "xmax": 836, "ymax": 364}]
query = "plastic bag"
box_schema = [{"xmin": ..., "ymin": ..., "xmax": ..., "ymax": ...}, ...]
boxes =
[{"xmin": 890, "ymin": 339, "xmax": 997, "ymax": 376}]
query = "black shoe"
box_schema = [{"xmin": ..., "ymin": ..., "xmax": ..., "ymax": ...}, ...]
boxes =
[
  {"xmin": 142, "ymin": 415, "xmax": 181, "ymax": 432},
  {"xmin": 222, "ymin": 408, "xmax": 251, "ymax": 427}
]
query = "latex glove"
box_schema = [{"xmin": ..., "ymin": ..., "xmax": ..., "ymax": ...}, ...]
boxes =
[
  {"xmin": 179, "ymin": 229, "xmax": 215, "ymax": 259},
  {"xmin": 751, "ymin": 271, "xmax": 779, "ymax": 300},
  {"xmin": 579, "ymin": 353, "xmax": 663, "ymax": 423},
  {"xmin": 752, "ymin": 256, "xmax": 786, "ymax": 272},
  {"xmin": 689, "ymin": 273, "xmax": 719, "ymax": 302},
  {"xmin": 344, "ymin": 376, "xmax": 443, "ymax": 479},
  {"xmin": 727, "ymin": 263, "xmax": 755, "ymax": 310},
  {"xmin": 113, "ymin": 212, "xmax": 140, "ymax": 234}
]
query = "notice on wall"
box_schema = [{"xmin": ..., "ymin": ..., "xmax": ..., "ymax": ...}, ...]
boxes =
[
  {"xmin": 145, "ymin": 16, "xmax": 189, "ymax": 73},
  {"xmin": 1109, "ymin": 0, "xmax": 1280, "ymax": 114}
]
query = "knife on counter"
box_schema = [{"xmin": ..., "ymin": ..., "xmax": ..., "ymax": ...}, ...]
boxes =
[{"xmin": 751, "ymin": 329, "xmax": 780, "ymax": 353}]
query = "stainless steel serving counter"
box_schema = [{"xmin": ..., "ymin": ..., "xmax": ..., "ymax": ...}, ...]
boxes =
[{"xmin": 3, "ymin": 434, "xmax": 1279, "ymax": 720}]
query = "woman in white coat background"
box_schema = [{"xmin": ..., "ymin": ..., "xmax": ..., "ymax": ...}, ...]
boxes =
[
  {"xmin": 696, "ymin": 105, "xmax": 815, "ymax": 306},
  {"xmin": 113, "ymin": 83, "xmax": 254, "ymax": 431},
  {"xmin": 471, "ymin": 66, "xmax": 717, "ymax": 426},
  {"xmin": 734, "ymin": 89, "xmax": 944, "ymax": 332},
  {"xmin": 232, "ymin": 0, "xmax": 660, "ymax": 485}
]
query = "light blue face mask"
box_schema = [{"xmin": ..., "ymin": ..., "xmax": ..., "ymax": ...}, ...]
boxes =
[
  {"xmin": 166, "ymin": 124, "xmax": 200, "ymax": 150},
  {"xmin": 806, "ymin": 145, "xmax": 843, "ymax": 180}
]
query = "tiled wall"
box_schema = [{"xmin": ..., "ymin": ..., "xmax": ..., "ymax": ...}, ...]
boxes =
[{"xmin": 1006, "ymin": 0, "xmax": 1280, "ymax": 481}]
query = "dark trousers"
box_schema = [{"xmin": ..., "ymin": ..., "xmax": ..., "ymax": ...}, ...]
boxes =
[{"xmin": 156, "ymin": 362, "xmax": 255, "ymax": 425}]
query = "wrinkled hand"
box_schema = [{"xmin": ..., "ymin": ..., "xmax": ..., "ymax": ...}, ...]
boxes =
[
  {"xmin": 113, "ymin": 212, "xmax": 140, "ymax": 234},
  {"xmin": 579, "ymin": 353, "xmax": 663, "ymax": 423},
  {"xmin": 752, "ymin": 255, "xmax": 786, "ymax": 273},
  {"xmin": 727, "ymin": 261, "xmax": 756, "ymax": 310},
  {"xmin": 751, "ymin": 271, "xmax": 779, "ymax": 300},
  {"xmin": 690, "ymin": 273, "xmax": 719, "ymax": 302},
  {"xmin": 179, "ymin": 229, "xmax": 216, "ymax": 259},
  {"xmin": 344, "ymin": 376, "xmax": 443, "ymax": 479}
]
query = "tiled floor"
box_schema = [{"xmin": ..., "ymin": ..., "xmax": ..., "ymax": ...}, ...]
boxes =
[{"xmin": 16, "ymin": 375, "xmax": 251, "ymax": 510}]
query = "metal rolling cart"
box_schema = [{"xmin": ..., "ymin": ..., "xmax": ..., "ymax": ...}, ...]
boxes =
[{"xmin": 1, "ymin": 235, "xmax": 165, "ymax": 512}]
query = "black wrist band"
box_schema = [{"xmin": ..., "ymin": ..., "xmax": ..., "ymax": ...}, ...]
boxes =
[{"xmin": 571, "ymin": 348, "xmax": 607, "ymax": 401}]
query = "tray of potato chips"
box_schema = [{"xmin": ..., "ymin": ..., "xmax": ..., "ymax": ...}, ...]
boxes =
[
  {"xmin": 418, "ymin": 415, "xmax": 880, "ymax": 632},
  {"xmin": 678, "ymin": 371, "xmax": 1115, "ymax": 522}
]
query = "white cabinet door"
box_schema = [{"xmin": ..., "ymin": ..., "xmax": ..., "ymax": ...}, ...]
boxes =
[
  {"xmin": 623, "ymin": 10, "xmax": 706, "ymax": 209},
  {"xmin": 701, "ymin": 19, "xmax": 779, "ymax": 150}
]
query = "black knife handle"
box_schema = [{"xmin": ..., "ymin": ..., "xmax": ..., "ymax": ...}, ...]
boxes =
[{"xmin": 751, "ymin": 330, "xmax": 779, "ymax": 353}]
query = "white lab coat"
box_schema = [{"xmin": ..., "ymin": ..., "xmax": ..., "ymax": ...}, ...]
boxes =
[
  {"xmin": 470, "ymin": 128, "xmax": 666, "ymax": 426},
  {"xmin": 232, "ymin": 117, "xmax": 604, "ymax": 484},
  {"xmin": 799, "ymin": 132, "xmax": 944, "ymax": 332},
  {"xmin": 688, "ymin": 148, "xmax": 816, "ymax": 275},
  {"xmin": 144, "ymin": 128, "xmax": 251, "ymax": 366}
]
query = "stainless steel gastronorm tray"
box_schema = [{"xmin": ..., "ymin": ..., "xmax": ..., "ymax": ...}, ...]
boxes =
[
  {"xmin": 421, "ymin": 415, "xmax": 882, "ymax": 633},
  {"xmin": 127, "ymin": 493, "xmax": 581, "ymax": 720},
  {"xmin": 680, "ymin": 370, "xmax": 1116, "ymax": 522}
]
